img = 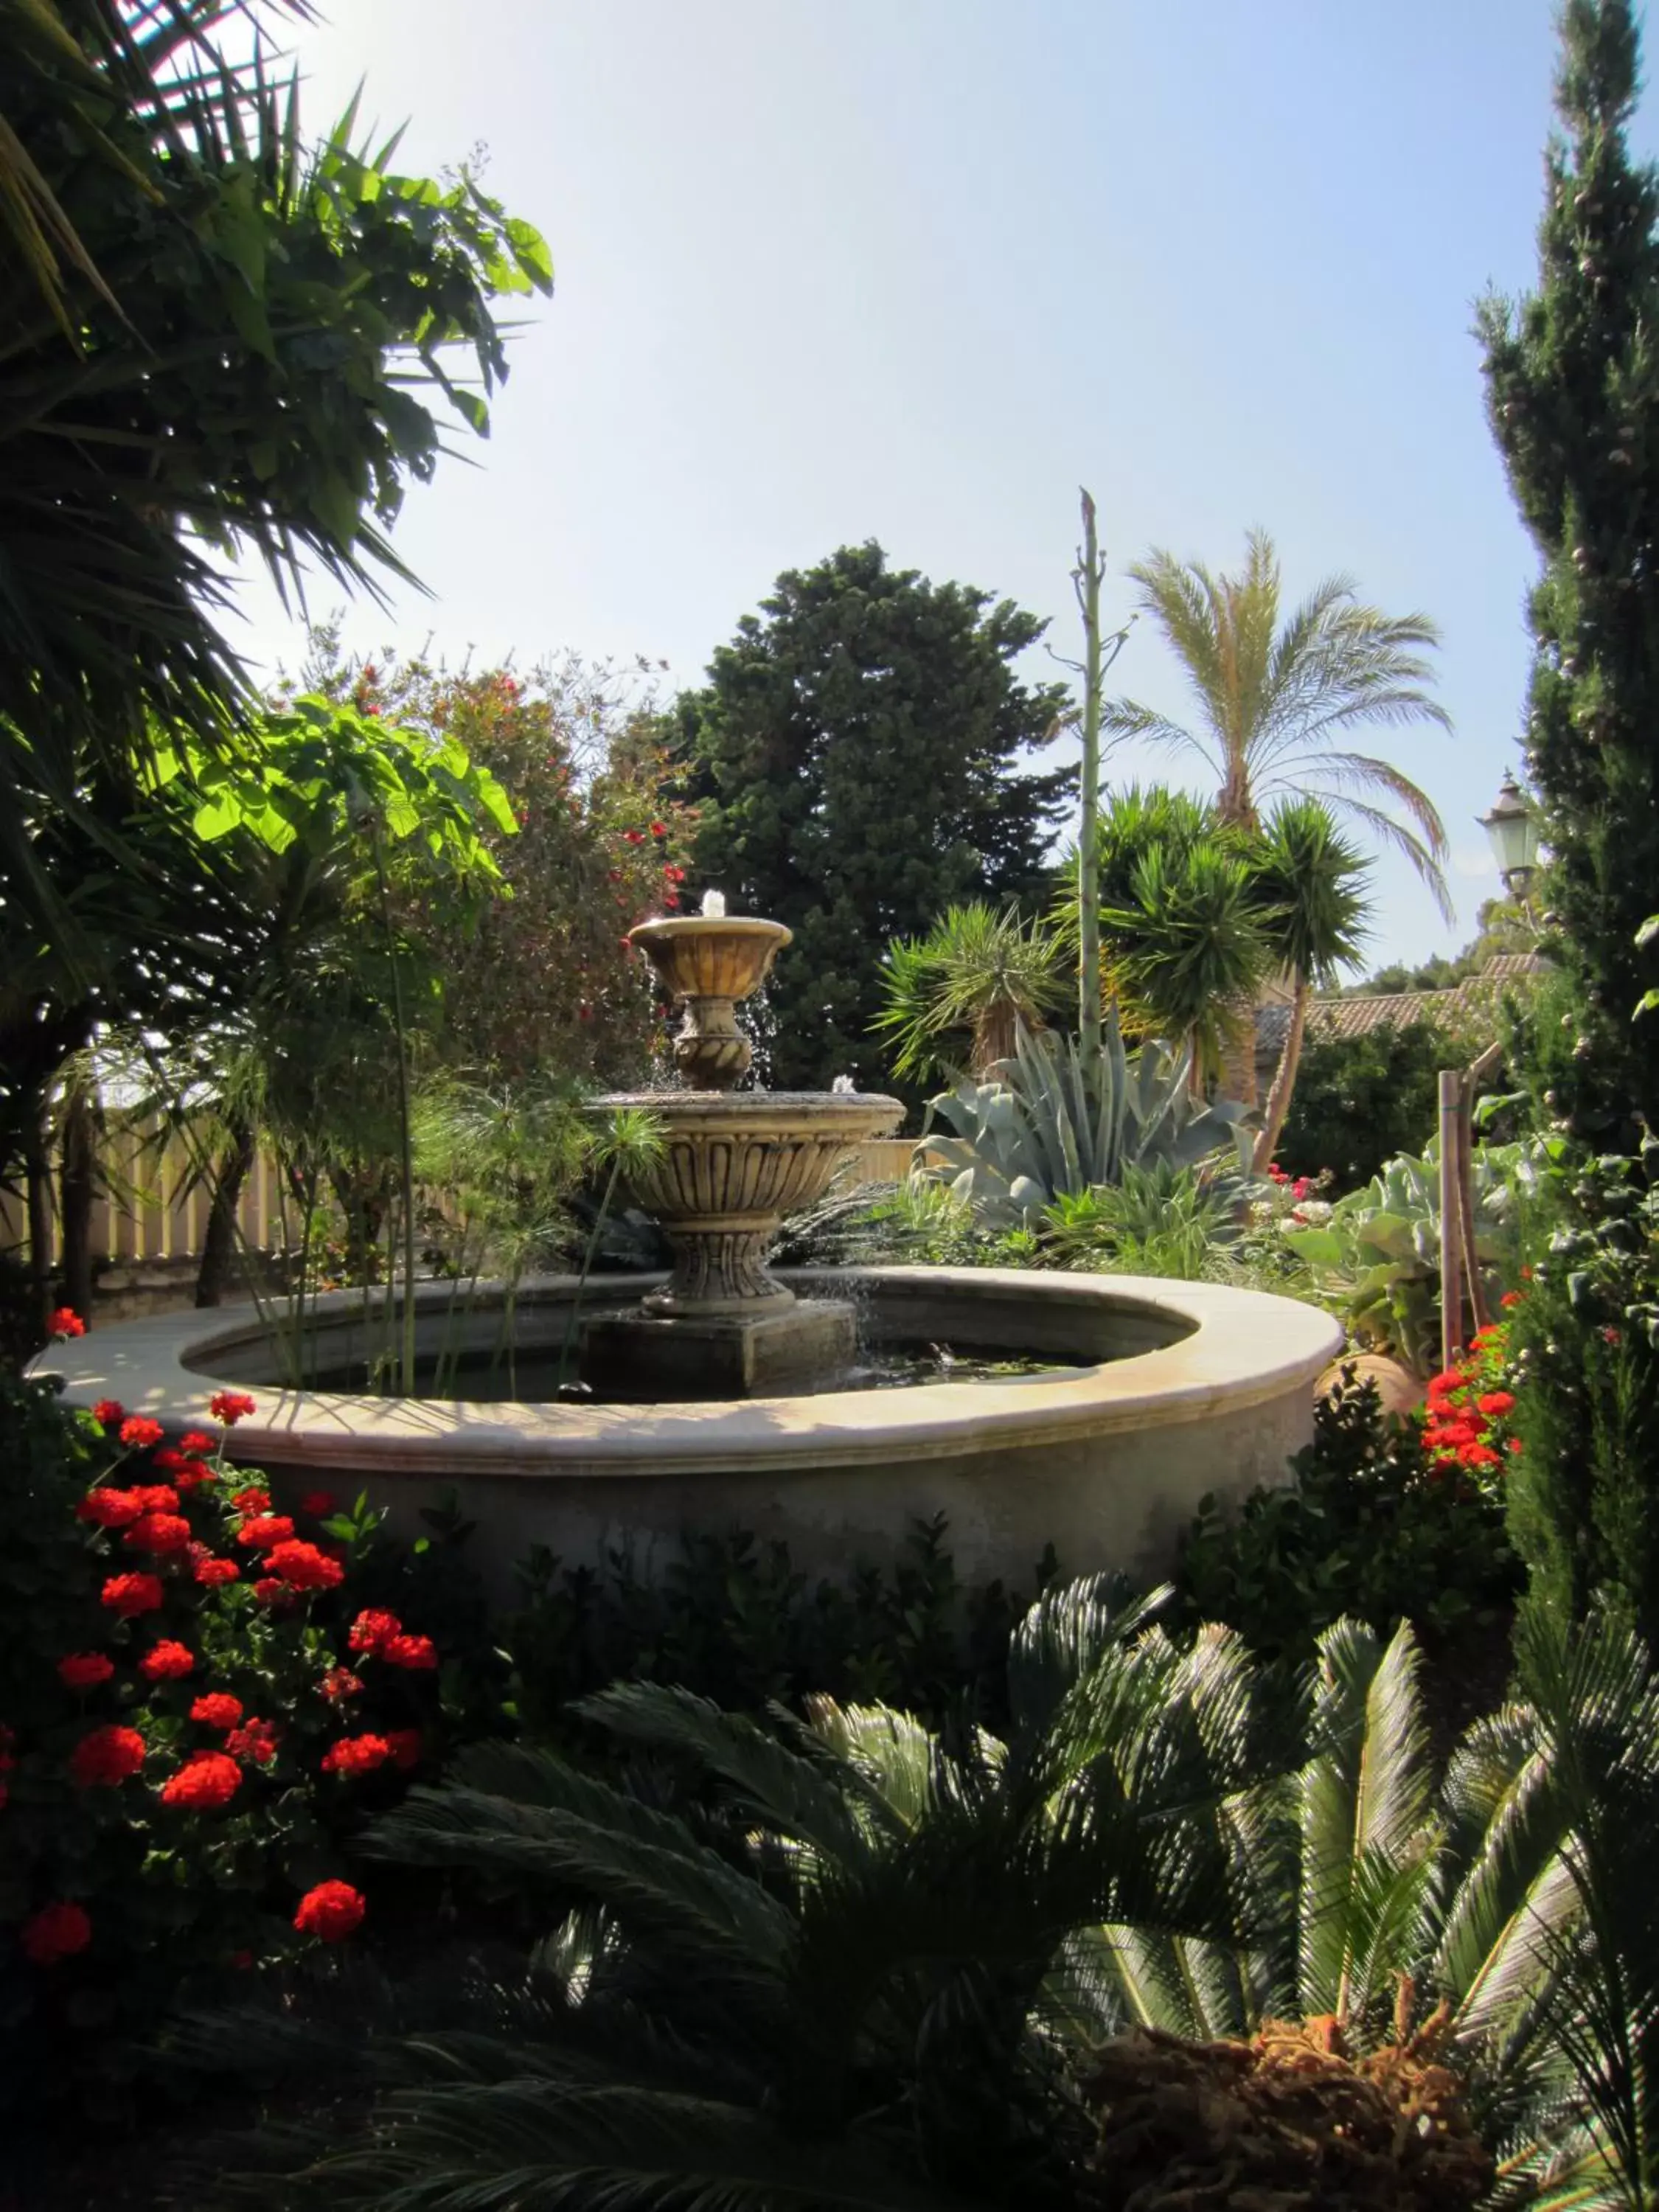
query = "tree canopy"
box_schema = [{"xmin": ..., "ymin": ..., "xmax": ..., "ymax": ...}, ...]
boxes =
[{"xmin": 677, "ymin": 543, "xmax": 1074, "ymax": 1091}]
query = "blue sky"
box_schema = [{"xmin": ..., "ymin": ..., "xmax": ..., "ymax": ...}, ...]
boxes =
[{"xmin": 229, "ymin": 0, "xmax": 1656, "ymax": 972}]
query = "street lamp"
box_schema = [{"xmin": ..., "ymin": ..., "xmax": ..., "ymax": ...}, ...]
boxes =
[{"xmin": 1479, "ymin": 773, "xmax": 1540, "ymax": 897}]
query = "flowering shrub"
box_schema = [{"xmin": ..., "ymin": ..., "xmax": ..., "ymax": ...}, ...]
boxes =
[
  {"xmin": 0, "ymin": 1363, "xmax": 454, "ymax": 2108},
  {"xmin": 1420, "ymin": 1321, "xmax": 1521, "ymax": 1495}
]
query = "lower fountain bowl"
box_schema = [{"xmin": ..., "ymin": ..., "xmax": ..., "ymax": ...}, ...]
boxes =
[{"xmin": 30, "ymin": 1267, "xmax": 1343, "ymax": 1599}]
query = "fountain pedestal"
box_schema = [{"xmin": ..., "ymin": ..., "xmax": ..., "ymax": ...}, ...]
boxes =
[{"xmin": 580, "ymin": 916, "xmax": 902, "ymax": 1400}]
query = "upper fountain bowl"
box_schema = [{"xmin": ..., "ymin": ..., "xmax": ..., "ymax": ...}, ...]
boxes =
[
  {"xmin": 629, "ymin": 914, "xmax": 792, "ymax": 1089},
  {"xmin": 628, "ymin": 915, "xmax": 791, "ymax": 1002}
]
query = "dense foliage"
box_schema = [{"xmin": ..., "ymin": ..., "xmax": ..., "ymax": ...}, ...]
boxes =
[
  {"xmin": 1481, "ymin": 0, "xmax": 1659, "ymax": 1127},
  {"xmin": 676, "ymin": 543, "xmax": 1074, "ymax": 1091},
  {"xmin": 1175, "ymin": 1363, "xmax": 1520, "ymax": 1666},
  {"xmin": 1505, "ymin": 1144, "xmax": 1659, "ymax": 1643},
  {"xmin": 1276, "ymin": 1015, "xmax": 1481, "ymax": 1190}
]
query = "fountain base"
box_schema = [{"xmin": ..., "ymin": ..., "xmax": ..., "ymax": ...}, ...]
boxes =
[{"xmin": 580, "ymin": 1297, "xmax": 857, "ymax": 1401}]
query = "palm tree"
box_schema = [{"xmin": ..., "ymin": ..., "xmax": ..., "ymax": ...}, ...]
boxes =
[
  {"xmin": 874, "ymin": 902, "xmax": 1067, "ymax": 1082},
  {"xmin": 1251, "ymin": 799, "xmax": 1371, "ymax": 1171},
  {"xmin": 1105, "ymin": 531, "xmax": 1452, "ymax": 917}
]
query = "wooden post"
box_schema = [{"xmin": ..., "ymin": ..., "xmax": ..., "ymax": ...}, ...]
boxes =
[{"xmin": 1439, "ymin": 1068, "xmax": 1464, "ymax": 1374}]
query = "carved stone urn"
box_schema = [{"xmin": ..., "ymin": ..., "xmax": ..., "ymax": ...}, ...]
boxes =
[{"xmin": 582, "ymin": 912, "xmax": 902, "ymax": 1396}]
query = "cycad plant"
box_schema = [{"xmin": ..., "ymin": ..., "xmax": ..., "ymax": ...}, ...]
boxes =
[{"xmin": 182, "ymin": 1594, "xmax": 1659, "ymax": 2211}]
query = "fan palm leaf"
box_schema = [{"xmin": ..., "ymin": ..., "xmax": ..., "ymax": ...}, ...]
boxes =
[{"xmin": 1105, "ymin": 529, "xmax": 1452, "ymax": 915}]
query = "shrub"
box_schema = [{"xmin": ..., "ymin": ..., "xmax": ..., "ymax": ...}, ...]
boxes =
[
  {"xmin": 0, "ymin": 1376, "xmax": 453, "ymax": 2113},
  {"xmin": 1276, "ymin": 1016, "xmax": 1484, "ymax": 1192},
  {"xmin": 1175, "ymin": 1364, "xmax": 1520, "ymax": 1665},
  {"xmin": 1505, "ymin": 1144, "xmax": 1659, "ymax": 1643},
  {"xmin": 502, "ymin": 1514, "xmax": 1055, "ymax": 1737}
]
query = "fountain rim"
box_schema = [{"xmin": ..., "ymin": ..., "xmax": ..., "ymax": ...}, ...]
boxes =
[
  {"xmin": 29, "ymin": 1266, "xmax": 1343, "ymax": 1480},
  {"xmin": 627, "ymin": 915, "xmax": 793, "ymax": 948}
]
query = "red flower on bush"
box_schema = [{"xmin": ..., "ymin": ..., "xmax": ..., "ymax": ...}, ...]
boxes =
[
  {"xmin": 193, "ymin": 1557, "xmax": 239, "ymax": 1587},
  {"xmin": 299, "ymin": 1490, "xmax": 337, "ymax": 1518},
  {"xmin": 180, "ymin": 1430, "xmax": 218, "ymax": 1455},
  {"xmin": 1500, "ymin": 1290, "xmax": 1522, "ymax": 1310},
  {"xmin": 118, "ymin": 1416, "xmax": 164, "ymax": 1450},
  {"xmin": 91, "ymin": 1399, "xmax": 125, "ymax": 1428},
  {"xmin": 252, "ymin": 1578, "xmax": 292, "ymax": 1608},
  {"xmin": 76, "ymin": 1487, "xmax": 143, "ymax": 1529},
  {"xmin": 386, "ymin": 1728, "xmax": 423, "ymax": 1771},
  {"xmin": 225, "ymin": 1719, "xmax": 279, "ymax": 1766},
  {"xmin": 262, "ymin": 1539, "xmax": 344, "ymax": 1592},
  {"xmin": 383, "ymin": 1633, "xmax": 437, "ymax": 1672},
  {"xmin": 102, "ymin": 1572, "xmax": 164, "ymax": 1618},
  {"xmin": 293, "ymin": 1879, "xmax": 365, "ymax": 1943},
  {"xmin": 319, "ymin": 1667, "xmax": 363, "ymax": 1703},
  {"xmin": 209, "ymin": 1391, "xmax": 257, "ymax": 1426},
  {"xmin": 1476, "ymin": 1391, "xmax": 1516, "ymax": 1417},
  {"xmin": 58, "ymin": 1652, "xmax": 114, "ymax": 1691},
  {"xmin": 189, "ymin": 1693, "xmax": 243, "ymax": 1730},
  {"xmin": 138, "ymin": 1641, "xmax": 195, "ymax": 1683},
  {"xmin": 49, "ymin": 1307, "xmax": 86, "ymax": 1340},
  {"xmin": 230, "ymin": 1486, "xmax": 271, "ymax": 1514},
  {"xmin": 69, "ymin": 1724, "xmax": 147, "ymax": 1789},
  {"xmin": 320, "ymin": 1733, "xmax": 392, "ymax": 1778},
  {"xmin": 124, "ymin": 1511, "xmax": 193, "ymax": 1556},
  {"xmin": 348, "ymin": 1608, "xmax": 403, "ymax": 1657},
  {"xmin": 235, "ymin": 1514, "xmax": 296, "ymax": 1548},
  {"xmin": 21, "ymin": 1902, "xmax": 91, "ymax": 1965},
  {"xmin": 623, "ymin": 827, "xmax": 644, "ymax": 844},
  {"xmin": 160, "ymin": 1750, "xmax": 241, "ymax": 1810},
  {"xmin": 171, "ymin": 1461, "xmax": 214, "ymax": 1492}
]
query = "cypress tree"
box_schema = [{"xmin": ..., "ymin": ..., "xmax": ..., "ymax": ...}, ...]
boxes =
[
  {"xmin": 1481, "ymin": 0, "xmax": 1659, "ymax": 1130},
  {"xmin": 676, "ymin": 543, "xmax": 1072, "ymax": 1092}
]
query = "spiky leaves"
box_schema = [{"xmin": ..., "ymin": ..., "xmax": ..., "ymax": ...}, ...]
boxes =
[
  {"xmin": 1103, "ymin": 531, "xmax": 1451, "ymax": 914},
  {"xmin": 874, "ymin": 902, "xmax": 1067, "ymax": 1084}
]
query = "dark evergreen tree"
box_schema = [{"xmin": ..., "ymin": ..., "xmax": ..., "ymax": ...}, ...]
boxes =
[
  {"xmin": 676, "ymin": 543, "xmax": 1073, "ymax": 1091},
  {"xmin": 1480, "ymin": 0, "xmax": 1659, "ymax": 1130}
]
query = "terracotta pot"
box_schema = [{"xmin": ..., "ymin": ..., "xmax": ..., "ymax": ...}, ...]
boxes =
[{"xmin": 1316, "ymin": 1352, "xmax": 1424, "ymax": 1419}]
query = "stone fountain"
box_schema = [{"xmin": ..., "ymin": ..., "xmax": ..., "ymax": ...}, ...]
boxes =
[{"xmin": 577, "ymin": 898, "xmax": 903, "ymax": 1398}]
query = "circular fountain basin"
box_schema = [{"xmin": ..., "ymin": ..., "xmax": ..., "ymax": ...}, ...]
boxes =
[{"xmin": 32, "ymin": 1270, "xmax": 1341, "ymax": 1596}]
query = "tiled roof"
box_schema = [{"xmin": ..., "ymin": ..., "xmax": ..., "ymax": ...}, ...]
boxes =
[{"xmin": 1255, "ymin": 953, "xmax": 1548, "ymax": 1057}]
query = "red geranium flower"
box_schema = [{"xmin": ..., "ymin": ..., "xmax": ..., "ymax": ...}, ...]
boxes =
[
  {"xmin": 123, "ymin": 1512, "xmax": 193, "ymax": 1556},
  {"xmin": 321, "ymin": 1733, "xmax": 392, "ymax": 1778},
  {"xmin": 1500, "ymin": 1290, "xmax": 1522, "ymax": 1310},
  {"xmin": 170, "ymin": 1460, "xmax": 214, "ymax": 1492},
  {"xmin": 293, "ymin": 1879, "xmax": 365, "ymax": 1943},
  {"xmin": 319, "ymin": 1667, "xmax": 364, "ymax": 1703},
  {"xmin": 49, "ymin": 1307, "xmax": 86, "ymax": 1340},
  {"xmin": 230, "ymin": 1486, "xmax": 271, "ymax": 1514},
  {"xmin": 225, "ymin": 1718, "xmax": 279, "ymax": 1766},
  {"xmin": 194, "ymin": 1557, "xmax": 239, "ymax": 1587},
  {"xmin": 299, "ymin": 1490, "xmax": 337, "ymax": 1518},
  {"xmin": 262, "ymin": 1539, "xmax": 344, "ymax": 1592},
  {"xmin": 160, "ymin": 1750, "xmax": 241, "ymax": 1810},
  {"xmin": 252, "ymin": 1579, "xmax": 292, "ymax": 1607},
  {"xmin": 101, "ymin": 1572, "xmax": 164, "ymax": 1618},
  {"xmin": 1475, "ymin": 1391, "xmax": 1515, "ymax": 1417},
  {"xmin": 386, "ymin": 1728, "xmax": 423, "ymax": 1771},
  {"xmin": 118, "ymin": 1416, "xmax": 164, "ymax": 1449},
  {"xmin": 138, "ymin": 1641, "xmax": 195, "ymax": 1683},
  {"xmin": 383, "ymin": 1633, "xmax": 437, "ymax": 1672},
  {"xmin": 190, "ymin": 1693, "xmax": 243, "ymax": 1730},
  {"xmin": 209, "ymin": 1391, "xmax": 257, "ymax": 1425},
  {"xmin": 348, "ymin": 1608, "xmax": 402, "ymax": 1656},
  {"xmin": 76, "ymin": 1487, "xmax": 143, "ymax": 1529},
  {"xmin": 235, "ymin": 1514, "xmax": 295, "ymax": 1548},
  {"xmin": 21, "ymin": 1902, "xmax": 91, "ymax": 1966},
  {"xmin": 91, "ymin": 1399, "xmax": 125, "ymax": 1428},
  {"xmin": 180, "ymin": 1430, "xmax": 218, "ymax": 1455},
  {"xmin": 58, "ymin": 1653, "xmax": 114, "ymax": 1691},
  {"xmin": 69, "ymin": 1724, "xmax": 146, "ymax": 1789}
]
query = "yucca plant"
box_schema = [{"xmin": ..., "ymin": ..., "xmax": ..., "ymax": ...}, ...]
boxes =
[
  {"xmin": 874, "ymin": 902, "xmax": 1068, "ymax": 1083},
  {"xmin": 914, "ymin": 1011, "xmax": 1254, "ymax": 1230}
]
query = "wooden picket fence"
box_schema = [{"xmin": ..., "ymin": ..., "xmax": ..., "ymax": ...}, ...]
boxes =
[{"xmin": 0, "ymin": 1124, "xmax": 925, "ymax": 1273}]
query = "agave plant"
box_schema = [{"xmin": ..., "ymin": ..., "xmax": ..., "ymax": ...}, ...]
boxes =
[
  {"xmin": 1283, "ymin": 1141, "xmax": 1526, "ymax": 1373},
  {"xmin": 1040, "ymin": 1160, "xmax": 1246, "ymax": 1279},
  {"xmin": 914, "ymin": 1012, "xmax": 1256, "ymax": 1230}
]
